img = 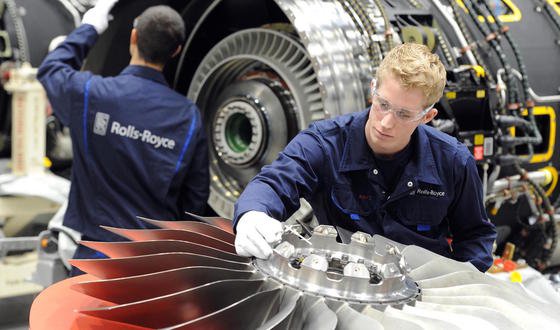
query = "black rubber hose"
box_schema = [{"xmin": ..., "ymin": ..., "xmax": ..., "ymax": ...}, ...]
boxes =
[
  {"xmin": 514, "ymin": 163, "xmax": 557, "ymax": 269},
  {"xmin": 478, "ymin": 0, "xmax": 542, "ymax": 147},
  {"xmin": 464, "ymin": 0, "xmax": 516, "ymax": 105},
  {"xmin": 541, "ymin": 0, "xmax": 560, "ymax": 33},
  {"xmin": 447, "ymin": 0, "xmax": 494, "ymax": 84}
]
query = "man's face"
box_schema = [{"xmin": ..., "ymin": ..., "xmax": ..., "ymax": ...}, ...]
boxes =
[{"xmin": 364, "ymin": 74, "xmax": 437, "ymax": 156}]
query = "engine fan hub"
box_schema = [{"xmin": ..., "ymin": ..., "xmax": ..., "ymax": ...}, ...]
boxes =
[
  {"xmin": 187, "ymin": 28, "xmax": 324, "ymax": 217},
  {"xmin": 254, "ymin": 225, "xmax": 420, "ymax": 306},
  {"xmin": 214, "ymin": 98, "xmax": 266, "ymax": 167}
]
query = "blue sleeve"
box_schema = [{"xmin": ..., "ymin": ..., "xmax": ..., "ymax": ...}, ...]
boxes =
[
  {"xmin": 177, "ymin": 108, "xmax": 210, "ymax": 215},
  {"xmin": 233, "ymin": 126, "xmax": 326, "ymax": 230},
  {"xmin": 37, "ymin": 24, "xmax": 98, "ymax": 126},
  {"xmin": 449, "ymin": 149, "xmax": 497, "ymax": 271}
]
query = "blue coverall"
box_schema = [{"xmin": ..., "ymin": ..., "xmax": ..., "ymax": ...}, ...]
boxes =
[
  {"xmin": 38, "ymin": 25, "xmax": 209, "ymax": 255},
  {"xmin": 234, "ymin": 109, "xmax": 496, "ymax": 271}
]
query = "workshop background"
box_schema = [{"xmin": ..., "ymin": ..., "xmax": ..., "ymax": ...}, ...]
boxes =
[{"xmin": 1, "ymin": 0, "xmax": 560, "ymax": 329}]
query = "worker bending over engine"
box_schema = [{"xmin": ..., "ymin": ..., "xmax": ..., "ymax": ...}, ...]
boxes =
[{"xmin": 233, "ymin": 43, "xmax": 496, "ymax": 272}]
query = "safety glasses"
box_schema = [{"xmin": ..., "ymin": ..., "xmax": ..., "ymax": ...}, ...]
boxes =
[{"xmin": 371, "ymin": 89, "xmax": 434, "ymax": 123}]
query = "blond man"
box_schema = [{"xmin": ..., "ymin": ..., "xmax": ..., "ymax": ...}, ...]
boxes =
[{"xmin": 232, "ymin": 43, "xmax": 496, "ymax": 272}]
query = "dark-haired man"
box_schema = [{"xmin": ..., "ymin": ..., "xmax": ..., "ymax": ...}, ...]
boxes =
[{"xmin": 38, "ymin": 1, "xmax": 209, "ymax": 273}]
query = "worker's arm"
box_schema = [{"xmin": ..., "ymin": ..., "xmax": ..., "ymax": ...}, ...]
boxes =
[
  {"xmin": 177, "ymin": 109, "xmax": 210, "ymax": 215},
  {"xmin": 448, "ymin": 149, "xmax": 497, "ymax": 272},
  {"xmin": 232, "ymin": 125, "xmax": 327, "ymax": 258},
  {"xmin": 37, "ymin": 0, "xmax": 118, "ymax": 125},
  {"xmin": 233, "ymin": 125, "xmax": 327, "ymax": 229},
  {"xmin": 37, "ymin": 25, "xmax": 97, "ymax": 126}
]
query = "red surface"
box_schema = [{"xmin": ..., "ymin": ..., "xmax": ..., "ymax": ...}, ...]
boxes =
[
  {"xmin": 473, "ymin": 145, "xmax": 484, "ymax": 160},
  {"xmin": 29, "ymin": 274, "xmax": 147, "ymax": 330},
  {"xmin": 503, "ymin": 260, "xmax": 517, "ymax": 272}
]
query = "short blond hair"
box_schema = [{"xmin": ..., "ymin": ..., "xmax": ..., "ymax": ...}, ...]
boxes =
[{"xmin": 376, "ymin": 43, "xmax": 446, "ymax": 106}]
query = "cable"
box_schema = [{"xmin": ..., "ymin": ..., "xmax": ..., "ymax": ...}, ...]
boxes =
[
  {"xmin": 456, "ymin": 2, "xmax": 542, "ymax": 168},
  {"xmin": 337, "ymin": 0, "xmax": 382, "ymax": 68},
  {"xmin": 435, "ymin": 0, "xmax": 479, "ymax": 66},
  {"xmin": 56, "ymin": 0, "xmax": 81, "ymax": 27},
  {"xmin": 452, "ymin": 14, "xmax": 488, "ymax": 74},
  {"xmin": 514, "ymin": 163, "xmax": 557, "ymax": 269},
  {"xmin": 49, "ymin": 227, "xmax": 79, "ymax": 246},
  {"xmin": 478, "ymin": 1, "xmax": 542, "ymax": 149},
  {"xmin": 4, "ymin": 0, "xmax": 28, "ymax": 62},
  {"xmin": 449, "ymin": 0, "xmax": 518, "ymax": 165},
  {"xmin": 539, "ymin": 0, "xmax": 560, "ymax": 33},
  {"xmin": 373, "ymin": 0, "xmax": 394, "ymax": 52},
  {"xmin": 464, "ymin": 1, "xmax": 516, "ymax": 105}
]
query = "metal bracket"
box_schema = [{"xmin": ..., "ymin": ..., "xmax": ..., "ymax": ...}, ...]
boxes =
[
  {"xmin": 0, "ymin": 30, "xmax": 12, "ymax": 58},
  {"xmin": 0, "ymin": 236, "xmax": 39, "ymax": 257}
]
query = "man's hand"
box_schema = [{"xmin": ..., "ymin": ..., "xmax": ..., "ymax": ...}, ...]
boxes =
[
  {"xmin": 235, "ymin": 211, "xmax": 283, "ymax": 259},
  {"xmin": 82, "ymin": 0, "xmax": 119, "ymax": 34}
]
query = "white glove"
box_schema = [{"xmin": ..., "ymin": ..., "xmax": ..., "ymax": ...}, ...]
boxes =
[
  {"xmin": 81, "ymin": 0, "xmax": 119, "ymax": 34},
  {"xmin": 235, "ymin": 211, "xmax": 283, "ymax": 259}
]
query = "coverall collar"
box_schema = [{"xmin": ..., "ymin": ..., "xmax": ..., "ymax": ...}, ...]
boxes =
[
  {"xmin": 339, "ymin": 109, "xmax": 442, "ymax": 186},
  {"xmin": 121, "ymin": 65, "xmax": 168, "ymax": 86}
]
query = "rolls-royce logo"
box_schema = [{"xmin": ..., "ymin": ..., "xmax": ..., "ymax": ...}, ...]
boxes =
[
  {"xmin": 93, "ymin": 112, "xmax": 110, "ymax": 136},
  {"xmin": 92, "ymin": 112, "xmax": 176, "ymax": 150},
  {"xmin": 416, "ymin": 188, "xmax": 446, "ymax": 197}
]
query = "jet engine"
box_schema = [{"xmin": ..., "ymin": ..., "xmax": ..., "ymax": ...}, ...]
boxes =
[{"xmin": 2, "ymin": 0, "xmax": 560, "ymax": 270}]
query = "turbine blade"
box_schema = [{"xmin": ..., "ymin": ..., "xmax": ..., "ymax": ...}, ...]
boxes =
[
  {"xmin": 184, "ymin": 211, "xmax": 234, "ymax": 234},
  {"xmin": 413, "ymin": 301, "xmax": 522, "ymax": 330},
  {"xmin": 292, "ymin": 296, "xmax": 337, "ymax": 330},
  {"xmin": 330, "ymin": 302, "xmax": 383, "ymax": 330},
  {"xmin": 384, "ymin": 305, "xmax": 461, "ymax": 329},
  {"xmin": 409, "ymin": 257, "xmax": 476, "ymax": 281},
  {"xmin": 71, "ymin": 266, "xmax": 262, "ymax": 304},
  {"xmin": 79, "ymin": 279, "xmax": 268, "ymax": 329},
  {"xmin": 361, "ymin": 306, "xmax": 424, "ymax": 330},
  {"xmin": 137, "ymin": 217, "xmax": 234, "ymax": 244},
  {"xmin": 80, "ymin": 240, "xmax": 246, "ymax": 262},
  {"xmin": 70, "ymin": 252, "xmax": 250, "ymax": 279},
  {"xmin": 169, "ymin": 286, "xmax": 283, "ymax": 329},
  {"xmin": 101, "ymin": 226, "xmax": 235, "ymax": 253},
  {"xmin": 421, "ymin": 295, "xmax": 559, "ymax": 329},
  {"xmin": 259, "ymin": 288, "xmax": 301, "ymax": 330},
  {"xmin": 401, "ymin": 304, "xmax": 497, "ymax": 329}
]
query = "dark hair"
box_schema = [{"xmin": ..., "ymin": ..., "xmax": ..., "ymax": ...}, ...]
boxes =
[{"xmin": 135, "ymin": 5, "xmax": 185, "ymax": 65}]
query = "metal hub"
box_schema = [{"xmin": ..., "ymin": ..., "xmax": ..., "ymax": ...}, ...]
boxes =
[
  {"xmin": 254, "ymin": 225, "xmax": 420, "ymax": 306},
  {"xmin": 213, "ymin": 99, "xmax": 265, "ymax": 167},
  {"xmin": 188, "ymin": 28, "xmax": 323, "ymax": 217}
]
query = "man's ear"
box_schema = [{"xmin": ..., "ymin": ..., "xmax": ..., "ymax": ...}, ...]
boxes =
[
  {"xmin": 171, "ymin": 45, "xmax": 182, "ymax": 59},
  {"xmin": 422, "ymin": 108, "xmax": 438, "ymax": 124},
  {"xmin": 130, "ymin": 28, "xmax": 138, "ymax": 46},
  {"xmin": 369, "ymin": 79, "xmax": 376, "ymax": 103}
]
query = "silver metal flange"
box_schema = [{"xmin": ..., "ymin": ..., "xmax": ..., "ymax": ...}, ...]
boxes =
[{"xmin": 254, "ymin": 225, "xmax": 420, "ymax": 306}]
